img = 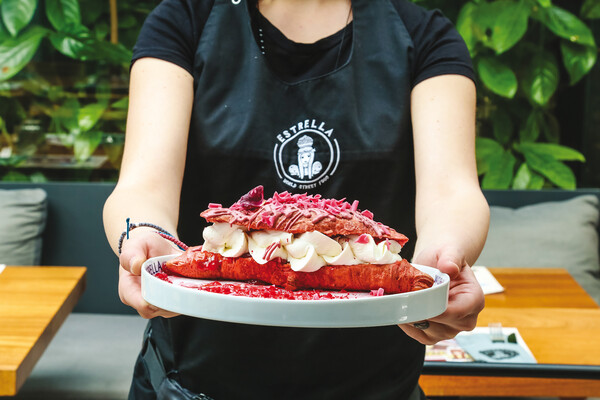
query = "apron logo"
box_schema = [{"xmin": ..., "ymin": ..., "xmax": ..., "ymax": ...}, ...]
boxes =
[{"xmin": 273, "ymin": 119, "xmax": 340, "ymax": 190}]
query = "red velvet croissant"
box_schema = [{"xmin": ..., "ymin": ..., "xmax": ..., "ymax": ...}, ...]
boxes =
[{"xmin": 164, "ymin": 186, "xmax": 434, "ymax": 294}]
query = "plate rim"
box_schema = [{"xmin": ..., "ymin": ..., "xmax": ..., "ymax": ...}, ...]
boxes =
[{"xmin": 141, "ymin": 254, "xmax": 449, "ymax": 327}]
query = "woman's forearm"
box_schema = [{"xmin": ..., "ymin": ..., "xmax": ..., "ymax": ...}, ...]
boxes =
[
  {"xmin": 103, "ymin": 57, "xmax": 194, "ymax": 255},
  {"xmin": 413, "ymin": 185, "xmax": 489, "ymax": 266},
  {"xmin": 410, "ymin": 74, "xmax": 489, "ymax": 266}
]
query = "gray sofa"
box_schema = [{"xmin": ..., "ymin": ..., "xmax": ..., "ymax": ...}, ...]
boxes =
[
  {"xmin": 478, "ymin": 189, "xmax": 600, "ymax": 306},
  {"xmin": 1, "ymin": 182, "xmax": 599, "ymax": 399}
]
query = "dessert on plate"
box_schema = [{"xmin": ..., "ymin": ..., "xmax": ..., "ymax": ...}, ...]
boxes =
[{"xmin": 163, "ymin": 186, "xmax": 434, "ymax": 294}]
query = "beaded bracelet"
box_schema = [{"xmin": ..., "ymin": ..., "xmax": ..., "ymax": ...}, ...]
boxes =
[{"xmin": 118, "ymin": 218, "xmax": 189, "ymax": 254}]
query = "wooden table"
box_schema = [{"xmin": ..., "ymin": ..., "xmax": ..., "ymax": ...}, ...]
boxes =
[
  {"xmin": 419, "ymin": 267, "xmax": 600, "ymax": 398},
  {"xmin": 0, "ymin": 266, "xmax": 86, "ymax": 396}
]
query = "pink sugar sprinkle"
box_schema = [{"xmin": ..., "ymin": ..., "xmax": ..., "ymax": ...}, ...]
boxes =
[
  {"xmin": 361, "ymin": 209, "xmax": 374, "ymax": 219},
  {"xmin": 370, "ymin": 288, "xmax": 385, "ymax": 296},
  {"xmin": 356, "ymin": 234, "xmax": 370, "ymax": 244},
  {"xmin": 261, "ymin": 213, "xmax": 276, "ymax": 227},
  {"xmin": 351, "ymin": 200, "xmax": 359, "ymax": 212},
  {"xmin": 208, "ymin": 203, "xmax": 222, "ymax": 208},
  {"xmin": 326, "ymin": 204, "xmax": 340, "ymax": 214}
]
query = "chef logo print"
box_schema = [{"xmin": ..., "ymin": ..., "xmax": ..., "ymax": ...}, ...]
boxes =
[
  {"xmin": 273, "ymin": 119, "xmax": 340, "ymax": 190},
  {"xmin": 289, "ymin": 135, "xmax": 322, "ymax": 179}
]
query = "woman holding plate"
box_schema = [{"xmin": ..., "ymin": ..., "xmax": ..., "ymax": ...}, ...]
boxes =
[{"xmin": 104, "ymin": 0, "xmax": 488, "ymax": 398}]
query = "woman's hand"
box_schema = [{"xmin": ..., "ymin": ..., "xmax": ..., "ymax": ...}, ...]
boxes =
[
  {"xmin": 399, "ymin": 245, "xmax": 485, "ymax": 345},
  {"xmin": 118, "ymin": 229, "xmax": 181, "ymax": 319}
]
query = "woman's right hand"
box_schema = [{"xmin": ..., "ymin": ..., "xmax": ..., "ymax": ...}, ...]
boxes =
[{"xmin": 118, "ymin": 229, "xmax": 181, "ymax": 319}]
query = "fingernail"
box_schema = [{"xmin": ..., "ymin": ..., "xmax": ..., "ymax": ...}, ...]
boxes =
[
  {"xmin": 131, "ymin": 257, "xmax": 144, "ymax": 273},
  {"xmin": 447, "ymin": 261, "xmax": 460, "ymax": 277}
]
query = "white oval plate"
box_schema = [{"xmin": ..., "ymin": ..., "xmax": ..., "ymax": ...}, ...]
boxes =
[{"xmin": 141, "ymin": 255, "xmax": 449, "ymax": 328}]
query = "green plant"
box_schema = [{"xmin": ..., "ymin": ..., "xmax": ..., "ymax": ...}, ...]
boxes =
[
  {"xmin": 414, "ymin": 0, "xmax": 599, "ymax": 189},
  {"xmin": 0, "ymin": 0, "xmax": 149, "ymax": 180},
  {"xmin": 0, "ymin": 0, "xmax": 132, "ymax": 81}
]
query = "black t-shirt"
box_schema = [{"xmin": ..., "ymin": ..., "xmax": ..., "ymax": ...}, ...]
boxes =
[{"xmin": 132, "ymin": 0, "xmax": 474, "ymax": 86}]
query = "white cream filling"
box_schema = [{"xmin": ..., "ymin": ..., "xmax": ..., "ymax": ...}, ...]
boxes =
[
  {"xmin": 247, "ymin": 230, "xmax": 291, "ymax": 264},
  {"xmin": 322, "ymin": 242, "xmax": 360, "ymax": 266},
  {"xmin": 288, "ymin": 246, "xmax": 326, "ymax": 272},
  {"xmin": 202, "ymin": 223, "xmax": 247, "ymax": 257},
  {"xmin": 201, "ymin": 223, "xmax": 402, "ymax": 272}
]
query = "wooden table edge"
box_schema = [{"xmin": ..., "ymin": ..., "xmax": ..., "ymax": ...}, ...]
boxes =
[
  {"xmin": 5, "ymin": 267, "xmax": 87, "ymax": 396},
  {"xmin": 419, "ymin": 374, "xmax": 600, "ymax": 397}
]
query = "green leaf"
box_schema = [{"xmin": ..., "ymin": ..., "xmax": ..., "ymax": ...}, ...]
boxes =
[
  {"xmin": 560, "ymin": 41, "xmax": 597, "ymax": 85},
  {"xmin": 118, "ymin": 14, "xmax": 136, "ymax": 29},
  {"xmin": 78, "ymin": 102, "xmax": 106, "ymax": 132},
  {"xmin": 540, "ymin": 6, "xmax": 596, "ymax": 47},
  {"xmin": 1, "ymin": 0, "xmax": 37, "ymax": 37},
  {"xmin": 74, "ymin": 130, "xmax": 102, "ymax": 162},
  {"xmin": 482, "ymin": 149, "xmax": 517, "ymax": 189},
  {"xmin": 477, "ymin": 56, "xmax": 518, "ymax": 98},
  {"xmin": 48, "ymin": 24, "xmax": 90, "ymax": 59},
  {"xmin": 0, "ymin": 155, "xmax": 26, "ymax": 166},
  {"xmin": 45, "ymin": 0, "xmax": 81, "ymax": 31},
  {"xmin": 541, "ymin": 112, "xmax": 560, "ymax": 143},
  {"xmin": 49, "ymin": 31, "xmax": 85, "ymax": 59},
  {"xmin": 0, "ymin": 26, "xmax": 47, "ymax": 81},
  {"xmin": 474, "ymin": 0, "xmax": 531, "ymax": 54},
  {"xmin": 93, "ymin": 21, "xmax": 109, "ymax": 40},
  {"xmin": 29, "ymin": 171, "xmax": 47, "ymax": 182},
  {"xmin": 519, "ymin": 110, "xmax": 542, "ymax": 142},
  {"xmin": 528, "ymin": 172, "xmax": 546, "ymax": 189},
  {"xmin": 581, "ymin": 0, "xmax": 600, "ymax": 19},
  {"xmin": 537, "ymin": 0, "xmax": 552, "ymax": 7},
  {"xmin": 520, "ymin": 148, "xmax": 576, "ymax": 189},
  {"xmin": 475, "ymin": 136, "xmax": 504, "ymax": 175},
  {"xmin": 0, "ymin": 18, "xmax": 10, "ymax": 42},
  {"xmin": 520, "ymin": 52, "xmax": 559, "ymax": 106},
  {"xmin": 516, "ymin": 142, "xmax": 585, "ymax": 161},
  {"xmin": 79, "ymin": 41, "xmax": 132, "ymax": 64},
  {"xmin": 512, "ymin": 163, "xmax": 532, "ymax": 189},
  {"xmin": 491, "ymin": 107, "xmax": 513, "ymax": 144},
  {"xmin": 512, "ymin": 162, "xmax": 545, "ymax": 189},
  {"xmin": 52, "ymin": 97, "xmax": 79, "ymax": 132},
  {"xmin": 78, "ymin": 0, "xmax": 104, "ymax": 26},
  {"xmin": 2, "ymin": 170, "xmax": 29, "ymax": 181},
  {"xmin": 456, "ymin": 2, "xmax": 478, "ymax": 53},
  {"xmin": 111, "ymin": 97, "xmax": 129, "ymax": 109}
]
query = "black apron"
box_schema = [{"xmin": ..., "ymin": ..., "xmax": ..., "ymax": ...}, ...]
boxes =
[{"xmin": 134, "ymin": 0, "xmax": 424, "ymax": 398}]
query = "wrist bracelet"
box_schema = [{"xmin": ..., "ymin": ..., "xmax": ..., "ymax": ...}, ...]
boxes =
[{"xmin": 118, "ymin": 218, "xmax": 188, "ymax": 254}]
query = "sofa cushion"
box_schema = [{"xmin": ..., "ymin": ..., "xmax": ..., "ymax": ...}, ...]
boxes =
[
  {"xmin": 476, "ymin": 195, "xmax": 600, "ymax": 305},
  {"xmin": 0, "ymin": 188, "xmax": 47, "ymax": 266},
  {"xmin": 12, "ymin": 313, "xmax": 148, "ymax": 400}
]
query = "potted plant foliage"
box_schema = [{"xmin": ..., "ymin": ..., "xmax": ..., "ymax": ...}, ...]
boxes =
[
  {"xmin": 413, "ymin": 0, "xmax": 599, "ymax": 189},
  {"xmin": 0, "ymin": 0, "xmax": 153, "ymax": 181}
]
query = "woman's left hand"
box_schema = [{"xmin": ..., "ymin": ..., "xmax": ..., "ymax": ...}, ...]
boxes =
[{"xmin": 399, "ymin": 245, "xmax": 485, "ymax": 345}]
